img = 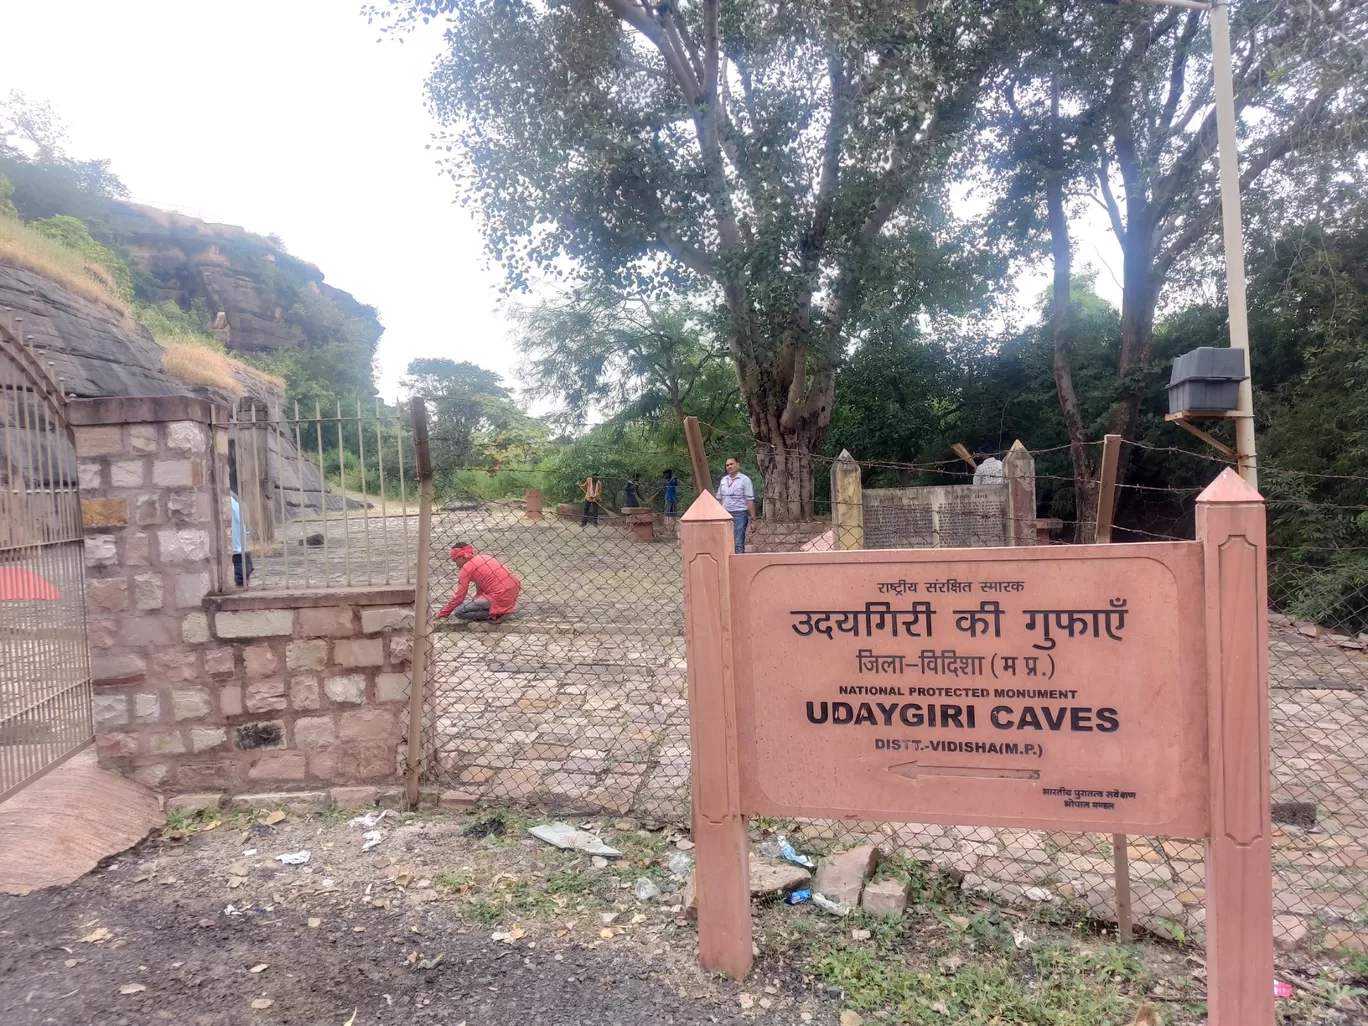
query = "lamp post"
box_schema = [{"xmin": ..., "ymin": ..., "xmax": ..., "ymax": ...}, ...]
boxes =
[{"xmin": 1101, "ymin": 0, "xmax": 1259, "ymax": 488}]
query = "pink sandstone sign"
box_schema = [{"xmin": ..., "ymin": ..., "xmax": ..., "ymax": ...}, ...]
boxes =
[{"xmin": 681, "ymin": 468, "xmax": 1274, "ymax": 1026}]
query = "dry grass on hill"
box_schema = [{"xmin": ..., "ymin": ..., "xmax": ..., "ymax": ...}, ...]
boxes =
[
  {"xmin": 159, "ymin": 336, "xmax": 287, "ymax": 397},
  {"xmin": 0, "ymin": 216, "xmax": 129, "ymax": 313}
]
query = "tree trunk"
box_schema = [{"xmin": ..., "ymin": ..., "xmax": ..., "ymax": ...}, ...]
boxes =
[
  {"xmin": 755, "ymin": 446, "xmax": 817, "ymax": 522},
  {"xmin": 1045, "ymin": 73, "xmax": 1098, "ymax": 543},
  {"xmin": 1108, "ymin": 227, "xmax": 1158, "ymax": 446}
]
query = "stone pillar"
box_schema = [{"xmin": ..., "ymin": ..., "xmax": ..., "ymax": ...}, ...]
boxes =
[
  {"xmin": 1197, "ymin": 468, "xmax": 1274, "ymax": 1026},
  {"xmin": 680, "ymin": 491, "xmax": 751, "ymax": 978},
  {"xmin": 830, "ymin": 449, "xmax": 863, "ymax": 551},
  {"xmin": 525, "ymin": 489, "xmax": 543, "ymax": 520},
  {"xmin": 1003, "ymin": 440, "xmax": 1037, "ymax": 547}
]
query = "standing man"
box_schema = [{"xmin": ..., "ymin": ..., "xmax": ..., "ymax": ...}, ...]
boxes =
[
  {"xmin": 436, "ymin": 543, "xmax": 521, "ymax": 622},
  {"xmin": 580, "ymin": 474, "xmax": 602, "ymax": 526},
  {"xmin": 662, "ymin": 468, "xmax": 678, "ymax": 515},
  {"xmin": 717, "ymin": 456, "xmax": 756, "ymax": 554},
  {"xmin": 231, "ymin": 492, "xmax": 253, "ymax": 587},
  {"xmin": 622, "ymin": 474, "xmax": 642, "ymax": 509}
]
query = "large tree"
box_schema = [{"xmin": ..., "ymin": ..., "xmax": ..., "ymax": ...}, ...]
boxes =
[{"xmin": 371, "ymin": 0, "xmax": 1003, "ymax": 517}]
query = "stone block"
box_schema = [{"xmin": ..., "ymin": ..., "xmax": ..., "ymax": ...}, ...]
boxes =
[
  {"xmin": 133, "ymin": 572, "xmax": 164, "ymax": 610},
  {"xmin": 165, "ymin": 792, "xmax": 223, "ymax": 813},
  {"xmin": 153, "ymin": 648, "xmax": 201, "ymax": 684},
  {"xmin": 375, "ymin": 672, "xmax": 409, "ymax": 704},
  {"xmin": 86, "ymin": 616, "xmax": 118, "ymax": 650},
  {"xmin": 93, "ymin": 653, "xmax": 146, "ymax": 684},
  {"xmin": 235, "ymin": 721, "xmax": 285, "ymax": 750},
  {"xmin": 339, "ymin": 707, "xmax": 395, "ymax": 741},
  {"xmin": 750, "ymin": 861, "xmax": 811, "ymax": 897},
  {"xmin": 181, "ymin": 612, "xmax": 211, "ymax": 644},
  {"xmin": 167, "ymin": 491, "xmax": 207, "ymax": 525},
  {"xmin": 134, "ymin": 494, "xmax": 159, "ymax": 525},
  {"xmin": 128, "ymin": 424, "xmax": 159, "ymax": 454},
  {"xmin": 110, "ymin": 459, "xmax": 145, "ymax": 487},
  {"xmin": 813, "ymin": 844, "xmax": 881, "ymax": 907},
  {"xmin": 84, "ymin": 534, "xmax": 118, "ymax": 568},
  {"xmin": 458, "ymin": 766, "xmax": 496, "ymax": 785},
  {"xmin": 440, "ymin": 790, "xmax": 480, "ymax": 810},
  {"xmin": 125, "ymin": 531, "xmax": 151, "ymax": 566},
  {"xmin": 861, "ymin": 877, "xmax": 911, "ymax": 917},
  {"xmin": 172, "ymin": 688, "xmax": 213, "ymax": 721},
  {"xmin": 324, "ymin": 673, "xmax": 367, "ymax": 704},
  {"xmin": 87, "ymin": 577, "xmax": 128, "ymax": 612},
  {"xmin": 232, "ymin": 789, "xmax": 332, "ymax": 812},
  {"xmin": 157, "ymin": 528, "xmax": 211, "ymax": 563},
  {"xmin": 204, "ymin": 647, "xmax": 235, "ymax": 676},
  {"xmin": 132, "ymin": 764, "xmax": 170, "ymax": 789},
  {"xmin": 297, "ymin": 605, "xmax": 355, "ymax": 637},
  {"xmin": 96, "ymin": 732, "xmax": 140, "ymax": 758},
  {"xmin": 148, "ymin": 731, "xmax": 186, "ymax": 756},
  {"xmin": 245, "ymin": 679, "xmax": 287, "ymax": 713},
  {"xmin": 74, "ymin": 425, "xmax": 122, "ymax": 456},
  {"xmin": 289, "ymin": 673, "xmax": 321, "ymax": 710},
  {"xmin": 121, "ymin": 615, "xmax": 177, "ymax": 647},
  {"xmin": 152, "ymin": 459, "xmax": 203, "ymax": 488},
  {"xmin": 294, "ymin": 716, "xmax": 336, "ymax": 748},
  {"xmin": 134, "ymin": 692, "xmax": 162, "ymax": 722},
  {"xmin": 164, "ymin": 420, "xmax": 206, "ymax": 452},
  {"xmin": 246, "ymin": 753, "xmax": 308, "ymax": 783},
  {"xmin": 220, "ymin": 685, "xmax": 243, "ymax": 716},
  {"xmin": 1274, "ymin": 915, "xmax": 1309, "ymax": 951},
  {"xmin": 175, "ymin": 572, "xmax": 211, "ymax": 608},
  {"xmin": 92, "ymin": 693, "xmax": 129, "ymax": 729},
  {"xmin": 388, "ymin": 632, "xmax": 412, "ymax": 665},
  {"xmin": 190, "ymin": 727, "xmax": 228, "ymax": 752},
  {"xmin": 215, "ymin": 609, "xmax": 293, "ymax": 638},
  {"xmin": 335, "ymin": 638, "xmax": 383, "ymax": 667},
  {"xmin": 490, "ymin": 766, "xmax": 542, "ymax": 798},
  {"xmin": 330, "ymin": 786, "xmax": 379, "ymax": 808},
  {"xmin": 176, "ymin": 762, "xmax": 242, "ymax": 790},
  {"xmin": 243, "ymin": 644, "xmax": 280, "ymax": 678},
  {"xmin": 81, "ymin": 498, "xmax": 128, "ymax": 528},
  {"xmin": 337, "ymin": 741, "xmax": 396, "ymax": 782},
  {"xmin": 1322, "ymin": 929, "xmax": 1368, "ymax": 954},
  {"xmin": 78, "ymin": 461, "xmax": 102, "ymax": 491},
  {"xmin": 308, "ymin": 749, "xmax": 338, "ymax": 781},
  {"xmin": 361, "ymin": 607, "xmax": 415, "ymax": 633},
  {"xmin": 286, "ymin": 639, "xmax": 329, "ymax": 671}
]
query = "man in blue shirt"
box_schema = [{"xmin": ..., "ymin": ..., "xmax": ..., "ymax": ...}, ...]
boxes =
[
  {"xmin": 716, "ymin": 457, "xmax": 755, "ymax": 553},
  {"xmin": 662, "ymin": 468, "xmax": 678, "ymax": 515},
  {"xmin": 231, "ymin": 493, "xmax": 254, "ymax": 587}
]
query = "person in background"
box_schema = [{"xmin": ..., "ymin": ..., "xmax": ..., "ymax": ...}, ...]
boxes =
[
  {"xmin": 580, "ymin": 474, "xmax": 602, "ymax": 526},
  {"xmin": 717, "ymin": 456, "xmax": 756, "ymax": 554},
  {"xmin": 436, "ymin": 543, "xmax": 521, "ymax": 622},
  {"xmin": 622, "ymin": 474, "xmax": 642, "ymax": 509},
  {"xmin": 662, "ymin": 468, "xmax": 679, "ymax": 515},
  {"xmin": 231, "ymin": 492, "xmax": 253, "ymax": 586}
]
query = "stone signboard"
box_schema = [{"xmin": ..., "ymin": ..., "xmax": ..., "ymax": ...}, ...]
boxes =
[{"xmin": 680, "ymin": 469, "xmax": 1274, "ymax": 1026}]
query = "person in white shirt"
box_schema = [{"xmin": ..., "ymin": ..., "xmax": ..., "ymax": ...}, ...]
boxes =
[{"xmin": 716, "ymin": 456, "xmax": 756, "ymax": 553}]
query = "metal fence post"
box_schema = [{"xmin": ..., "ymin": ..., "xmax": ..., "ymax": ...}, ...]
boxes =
[{"xmin": 405, "ymin": 397, "xmax": 435, "ymax": 810}]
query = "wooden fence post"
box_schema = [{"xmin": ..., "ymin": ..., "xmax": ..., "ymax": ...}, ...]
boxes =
[
  {"xmin": 680, "ymin": 490, "xmax": 752, "ymax": 978},
  {"xmin": 831, "ymin": 449, "xmax": 864, "ymax": 551},
  {"xmin": 1198, "ymin": 468, "xmax": 1274, "ymax": 1026},
  {"xmin": 683, "ymin": 416, "xmax": 713, "ymax": 498},
  {"xmin": 405, "ymin": 397, "xmax": 435, "ymax": 811}
]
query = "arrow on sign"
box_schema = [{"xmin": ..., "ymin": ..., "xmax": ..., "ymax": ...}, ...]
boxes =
[{"xmin": 887, "ymin": 761, "xmax": 1040, "ymax": 781}]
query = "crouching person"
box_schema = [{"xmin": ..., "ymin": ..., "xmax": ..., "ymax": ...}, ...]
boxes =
[{"xmin": 436, "ymin": 543, "xmax": 521, "ymax": 622}]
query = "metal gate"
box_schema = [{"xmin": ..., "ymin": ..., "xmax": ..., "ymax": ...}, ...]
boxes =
[{"xmin": 0, "ymin": 314, "xmax": 93, "ymax": 802}]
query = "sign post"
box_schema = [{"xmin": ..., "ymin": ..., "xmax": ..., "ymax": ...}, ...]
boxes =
[{"xmin": 681, "ymin": 469, "xmax": 1273, "ymax": 1024}]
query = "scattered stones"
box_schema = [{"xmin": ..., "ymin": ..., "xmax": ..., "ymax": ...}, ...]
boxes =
[
  {"xmin": 813, "ymin": 844, "xmax": 880, "ymax": 907},
  {"xmin": 860, "ymin": 876, "xmax": 910, "ymax": 917},
  {"xmin": 749, "ymin": 860, "xmax": 811, "ymax": 897}
]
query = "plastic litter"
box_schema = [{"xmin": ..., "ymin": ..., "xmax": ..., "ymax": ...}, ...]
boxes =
[
  {"xmin": 275, "ymin": 850, "xmax": 311, "ymax": 866},
  {"xmin": 667, "ymin": 851, "xmax": 694, "ymax": 877},
  {"xmin": 528, "ymin": 821, "xmax": 622, "ymax": 857},
  {"xmin": 761, "ymin": 836, "xmax": 815, "ymax": 869},
  {"xmin": 812, "ymin": 892, "xmax": 851, "ymax": 916},
  {"xmin": 348, "ymin": 810, "xmax": 394, "ymax": 829},
  {"xmin": 361, "ymin": 830, "xmax": 385, "ymax": 852},
  {"xmin": 1274, "ymin": 980, "xmax": 1294, "ymax": 998},
  {"xmin": 633, "ymin": 877, "xmax": 662, "ymax": 901},
  {"xmin": 784, "ymin": 889, "xmax": 812, "ymax": 905}
]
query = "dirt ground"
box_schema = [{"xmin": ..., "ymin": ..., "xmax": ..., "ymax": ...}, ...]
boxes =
[{"xmin": 0, "ymin": 804, "xmax": 1363, "ymax": 1026}]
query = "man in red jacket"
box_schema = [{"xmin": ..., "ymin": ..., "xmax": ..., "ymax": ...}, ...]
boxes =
[{"xmin": 436, "ymin": 543, "xmax": 521, "ymax": 622}]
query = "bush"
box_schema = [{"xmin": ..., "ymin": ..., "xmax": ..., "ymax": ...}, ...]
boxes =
[{"xmin": 28, "ymin": 213, "xmax": 133, "ymax": 300}]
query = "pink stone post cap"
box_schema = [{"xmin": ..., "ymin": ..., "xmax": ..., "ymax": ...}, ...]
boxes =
[
  {"xmin": 682, "ymin": 490, "xmax": 733, "ymax": 523},
  {"xmin": 1196, "ymin": 467, "xmax": 1263, "ymax": 504}
]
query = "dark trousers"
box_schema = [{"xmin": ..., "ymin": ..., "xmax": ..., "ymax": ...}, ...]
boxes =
[
  {"xmin": 664, "ymin": 496, "xmax": 677, "ymax": 515},
  {"xmin": 233, "ymin": 552, "xmax": 254, "ymax": 587},
  {"xmin": 731, "ymin": 511, "xmax": 749, "ymax": 554},
  {"xmin": 581, "ymin": 501, "xmax": 599, "ymax": 526}
]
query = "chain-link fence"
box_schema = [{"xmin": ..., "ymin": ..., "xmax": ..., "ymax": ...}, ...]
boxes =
[{"xmin": 412, "ymin": 431, "xmax": 1368, "ymax": 970}]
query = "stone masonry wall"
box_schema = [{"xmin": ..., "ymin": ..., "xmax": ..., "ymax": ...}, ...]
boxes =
[{"xmin": 73, "ymin": 395, "xmax": 415, "ymax": 793}]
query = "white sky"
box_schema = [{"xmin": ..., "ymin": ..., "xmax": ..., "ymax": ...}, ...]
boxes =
[{"xmin": 0, "ymin": 1, "xmax": 1126, "ymax": 402}]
